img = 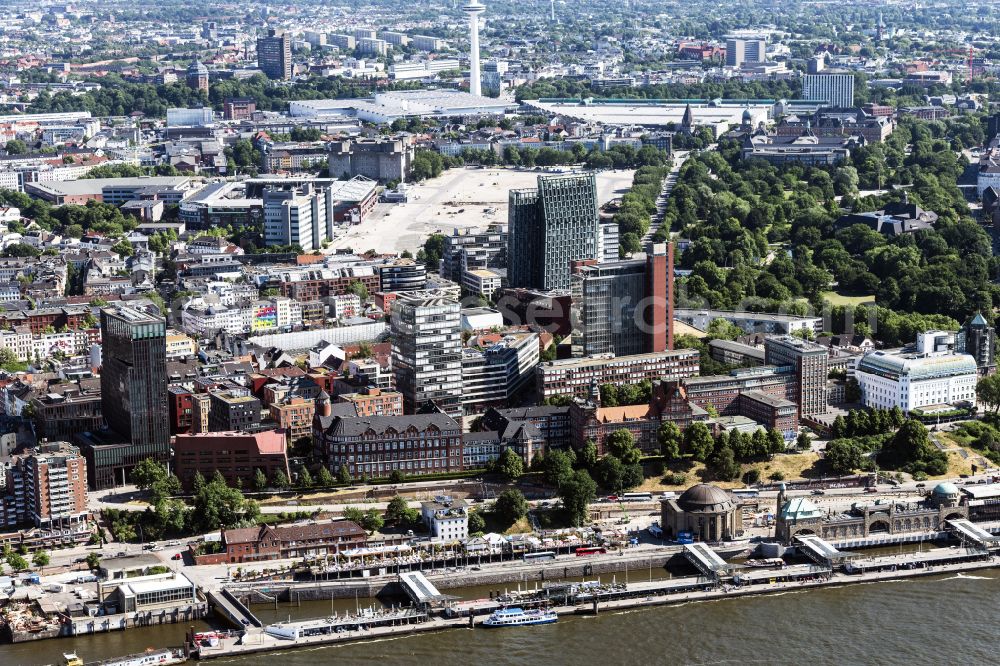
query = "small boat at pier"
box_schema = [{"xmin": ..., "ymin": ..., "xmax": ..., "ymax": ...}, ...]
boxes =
[{"xmin": 482, "ymin": 607, "xmax": 558, "ymax": 627}]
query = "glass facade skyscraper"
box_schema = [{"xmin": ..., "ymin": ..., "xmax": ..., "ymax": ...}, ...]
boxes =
[
  {"xmin": 508, "ymin": 173, "xmax": 600, "ymax": 291},
  {"xmin": 391, "ymin": 295, "xmax": 464, "ymax": 418},
  {"xmin": 91, "ymin": 306, "xmax": 169, "ymax": 488}
]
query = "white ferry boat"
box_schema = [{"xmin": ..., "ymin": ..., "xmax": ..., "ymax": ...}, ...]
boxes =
[{"xmin": 482, "ymin": 607, "xmax": 558, "ymax": 628}]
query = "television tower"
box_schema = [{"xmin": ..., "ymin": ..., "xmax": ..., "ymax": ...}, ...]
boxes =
[{"xmin": 464, "ymin": 0, "xmax": 485, "ymax": 97}]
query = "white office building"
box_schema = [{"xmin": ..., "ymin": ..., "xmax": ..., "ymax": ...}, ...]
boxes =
[
  {"xmin": 263, "ymin": 183, "xmax": 332, "ymax": 252},
  {"xmin": 391, "ymin": 295, "xmax": 464, "ymax": 417},
  {"xmin": 803, "ymin": 74, "xmax": 856, "ymax": 109},
  {"xmin": 726, "ymin": 38, "xmax": 766, "ymax": 68},
  {"xmin": 855, "ymin": 348, "xmax": 978, "ymax": 413}
]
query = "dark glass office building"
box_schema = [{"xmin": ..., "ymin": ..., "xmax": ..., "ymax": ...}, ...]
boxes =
[
  {"xmin": 86, "ymin": 306, "xmax": 169, "ymax": 488},
  {"xmin": 508, "ymin": 173, "xmax": 600, "ymax": 291}
]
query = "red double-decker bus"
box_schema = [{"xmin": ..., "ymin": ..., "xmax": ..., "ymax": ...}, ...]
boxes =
[{"xmin": 575, "ymin": 546, "xmax": 607, "ymax": 557}]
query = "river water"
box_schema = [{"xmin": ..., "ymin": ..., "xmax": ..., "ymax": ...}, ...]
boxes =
[{"xmin": 3, "ymin": 565, "xmax": 997, "ymax": 666}]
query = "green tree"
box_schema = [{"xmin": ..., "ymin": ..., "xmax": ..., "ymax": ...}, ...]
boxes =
[
  {"xmin": 85, "ymin": 552, "xmax": 101, "ymax": 570},
  {"xmin": 606, "ymin": 429, "xmax": 642, "ymax": 465},
  {"xmin": 495, "ymin": 448, "xmax": 524, "ymax": 482},
  {"xmin": 580, "ymin": 439, "xmax": 599, "ymax": 469},
  {"xmin": 0, "ymin": 347, "xmax": 27, "ymax": 372},
  {"xmin": 32, "ymin": 551, "xmax": 49, "ymax": 568},
  {"xmin": 297, "ymin": 466, "xmax": 314, "ymax": 489},
  {"xmin": 658, "ymin": 421, "xmax": 682, "ymax": 460},
  {"xmin": 542, "ymin": 449, "xmax": 575, "ymax": 488},
  {"xmin": 707, "ymin": 445, "xmax": 741, "ymax": 482},
  {"xmin": 493, "ymin": 489, "xmax": 529, "ymax": 526},
  {"xmin": 111, "ymin": 240, "xmax": 134, "ymax": 257},
  {"xmin": 343, "ymin": 506, "xmax": 365, "ymax": 524},
  {"xmin": 468, "ymin": 510, "xmax": 486, "ymax": 534},
  {"xmin": 191, "ymin": 472, "xmax": 250, "ymax": 531},
  {"xmin": 683, "ymin": 422, "xmax": 715, "ymax": 461},
  {"xmin": 385, "ymin": 496, "xmax": 411, "ymax": 525},
  {"xmin": 797, "ymin": 432, "xmax": 812, "ymax": 450},
  {"xmin": 347, "ymin": 280, "xmax": 369, "ymax": 301},
  {"xmin": 360, "ymin": 508, "xmax": 384, "ymax": 533},
  {"xmin": 621, "ymin": 463, "xmax": 644, "ymax": 490},
  {"xmin": 271, "ymin": 469, "xmax": 290, "ymax": 490},
  {"xmin": 559, "ymin": 470, "xmax": 597, "ymax": 527},
  {"xmin": 825, "ymin": 439, "xmax": 865, "ymax": 475},
  {"xmin": 767, "ymin": 429, "xmax": 786, "ymax": 455},
  {"xmin": 388, "ymin": 469, "xmax": 406, "ymax": 484},
  {"xmin": 4, "ymin": 140, "xmax": 28, "ymax": 155},
  {"xmin": 706, "ymin": 318, "xmax": 743, "ymax": 341},
  {"xmin": 596, "ymin": 455, "xmax": 625, "ymax": 491},
  {"xmin": 131, "ymin": 458, "xmax": 169, "ymax": 490},
  {"xmin": 253, "ymin": 468, "xmax": 268, "ymax": 491},
  {"xmin": 977, "ymin": 374, "xmax": 1000, "ymax": 413},
  {"xmin": 6, "ymin": 553, "xmax": 28, "ymax": 572},
  {"xmin": 316, "ymin": 466, "xmax": 334, "ymax": 487},
  {"xmin": 337, "ymin": 464, "xmax": 352, "ymax": 484},
  {"xmin": 150, "ymin": 474, "xmax": 181, "ymax": 503}
]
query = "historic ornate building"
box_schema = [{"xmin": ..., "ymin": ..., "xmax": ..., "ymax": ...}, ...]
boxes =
[
  {"xmin": 775, "ymin": 482, "xmax": 969, "ymax": 544},
  {"xmin": 660, "ymin": 483, "xmax": 743, "ymax": 543}
]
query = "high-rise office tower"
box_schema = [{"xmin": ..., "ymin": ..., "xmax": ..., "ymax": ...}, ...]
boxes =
[
  {"xmin": 956, "ymin": 313, "xmax": 996, "ymax": 375},
  {"xmin": 726, "ymin": 38, "xmax": 766, "ymax": 68},
  {"xmin": 803, "ymin": 73, "xmax": 856, "ymax": 109},
  {"xmin": 645, "ymin": 242, "xmax": 674, "ymax": 353},
  {"xmin": 463, "ymin": 0, "xmax": 485, "ymax": 96},
  {"xmin": 391, "ymin": 295, "xmax": 464, "ymax": 418},
  {"xmin": 508, "ymin": 173, "xmax": 600, "ymax": 291},
  {"xmin": 570, "ymin": 242, "xmax": 673, "ymax": 357},
  {"xmin": 96, "ymin": 306, "xmax": 169, "ymax": 487},
  {"xmin": 263, "ymin": 183, "xmax": 332, "ymax": 252},
  {"xmin": 764, "ymin": 335, "xmax": 828, "ymax": 417},
  {"xmin": 257, "ymin": 28, "xmax": 292, "ymax": 80}
]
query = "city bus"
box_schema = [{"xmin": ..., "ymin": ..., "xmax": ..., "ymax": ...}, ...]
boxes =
[
  {"xmin": 523, "ymin": 551, "xmax": 557, "ymax": 562},
  {"xmin": 575, "ymin": 546, "xmax": 608, "ymax": 557},
  {"xmin": 621, "ymin": 492, "xmax": 653, "ymax": 502}
]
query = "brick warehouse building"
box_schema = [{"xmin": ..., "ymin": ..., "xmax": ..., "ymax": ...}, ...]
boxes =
[{"xmin": 172, "ymin": 431, "xmax": 290, "ymax": 490}]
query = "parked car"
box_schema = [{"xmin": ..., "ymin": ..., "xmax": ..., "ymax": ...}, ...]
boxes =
[{"xmin": 171, "ymin": 553, "xmax": 182, "ymax": 561}]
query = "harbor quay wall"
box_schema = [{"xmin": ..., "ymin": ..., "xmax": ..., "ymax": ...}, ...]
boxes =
[
  {"xmin": 68, "ymin": 602, "xmax": 209, "ymax": 637},
  {"xmin": 198, "ymin": 556, "xmax": 1000, "ymax": 662},
  {"xmin": 231, "ymin": 552, "xmax": 683, "ymax": 604},
  {"xmin": 4, "ymin": 624, "xmax": 61, "ymax": 643}
]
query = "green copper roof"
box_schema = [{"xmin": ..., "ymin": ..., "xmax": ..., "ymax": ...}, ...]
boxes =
[{"xmin": 779, "ymin": 497, "xmax": 824, "ymax": 522}]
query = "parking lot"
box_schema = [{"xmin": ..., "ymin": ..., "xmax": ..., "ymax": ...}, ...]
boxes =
[{"xmin": 327, "ymin": 166, "xmax": 636, "ymax": 254}]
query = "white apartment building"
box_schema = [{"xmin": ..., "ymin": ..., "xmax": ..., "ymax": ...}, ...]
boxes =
[
  {"xmin": 421, "ymin": 499, "xmax": 469, "ymax": 541},
  {"xmin": 0, "ymin": 329, "xmax": 90, "ymax": 362},
  {"xmin": 855, "ymin": 349, "xmax": 978, "ymax": 412}
]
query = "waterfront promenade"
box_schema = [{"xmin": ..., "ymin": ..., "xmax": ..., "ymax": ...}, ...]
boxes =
[{"xmin": 196, "ymin": 552, "xmax": 1000, "ymax": 661}]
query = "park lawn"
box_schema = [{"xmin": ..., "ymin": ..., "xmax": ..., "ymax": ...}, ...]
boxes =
[
  {"xmin": 746, "ymin": 451, "xmax": 821, "ymax": 482},
  {"xmin": 821, "ymin": 291, "xmax": 875, "ymax": 306},
  {"xmin": 504, "ymin": 516, "xmax": 533, "ymax": 535},
  {"xmin": 923, "ymin": 450, "xmax": 976, "ymax": 480},
  {"xmin": 258, "ymin": 488, "xmax": 367, "ymax": 505}
]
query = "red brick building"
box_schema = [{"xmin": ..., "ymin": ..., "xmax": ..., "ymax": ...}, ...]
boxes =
[
  {"xmin": 218, "ymin": 520, "xmax": 367, "ymax": 563},
  {"xmin": 333, "ymin": 388, "xmax": 403, "ymax": 417},
  {"xmin": 172, "ymin": 431, "xmax": 290, "ymax": 490},
  {"xmin": 168, "ymin": 386, "xmax": 195, "ymax": 434}
]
